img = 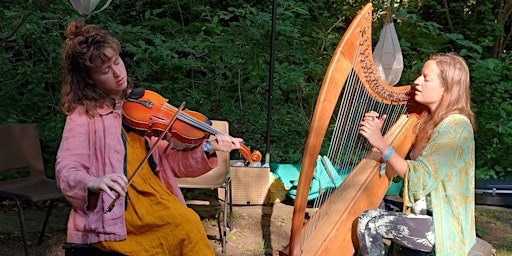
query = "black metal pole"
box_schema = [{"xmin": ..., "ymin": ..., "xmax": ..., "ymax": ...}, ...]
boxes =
[{"xmin": 265, "ymin": 0, "xmax": 277, "ymax": 164}]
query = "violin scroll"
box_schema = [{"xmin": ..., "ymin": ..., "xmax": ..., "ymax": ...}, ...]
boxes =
[{"xmin": 239, "ymin": 145, "xmax": 262, "ymax": 163}]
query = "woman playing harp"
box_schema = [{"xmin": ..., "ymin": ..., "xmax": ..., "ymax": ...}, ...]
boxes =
[
  {"xmin": 283, "ymin": 3, "xmax": 474, "ymax": 255},
  {"xmin": 286, "ymin": 3, "xmax": 419, "ymax": 255},
  {"xmin": 357, "ymin": 53, "xmax": 475, "ymax": 255}
]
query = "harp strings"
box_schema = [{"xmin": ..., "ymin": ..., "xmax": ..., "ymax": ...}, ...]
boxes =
[
  {"xmin": 302, "ymin": 45, "xmax": 407, "ymax": 246},
  {"xmin": 303, "ymin": 78, "xmax": 407, "ymax": 243}
]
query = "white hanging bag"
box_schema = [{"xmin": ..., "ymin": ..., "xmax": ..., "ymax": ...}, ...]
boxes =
[
  {"xmin": 68, "ymin": 0, "xmax": 112, "ymax": 17},
  {"xmin": 373, "ymin": 1, "xmax": 403, "ymax": 85}
]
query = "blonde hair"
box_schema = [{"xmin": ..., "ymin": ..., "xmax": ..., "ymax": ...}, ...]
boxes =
[
  {"xmin": 409, "ymin": 53, "xmax": 475, "ymax": 159},
  {"xmin": 60, "ymin": 21, "xmax": 131, "ymax": 116}
]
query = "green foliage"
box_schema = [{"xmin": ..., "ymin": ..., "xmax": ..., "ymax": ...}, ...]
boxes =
[
  {"xmin": 0, "ymin": 0, "xmax": 511, "ymax": 179},
  {"xmin": 0, "ymin": 168, "xmax": 29, "ymax": 181},
  {"xmin": 469, "ymin": 55, "xmax": 512, "ymax": 179},
  {"xmin": 0, "ymin": 1, "xmax": 73, "ymax": 177}
]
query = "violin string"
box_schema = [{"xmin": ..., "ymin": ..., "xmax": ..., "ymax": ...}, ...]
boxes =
[
  {"xmin": 169, "ymin": 108, "xmax": 258, "ymax": 158},
  {"xmin": 159, "ymin": 103, "xmax": 259, "ymax": 160},
  {"xmin": 130, "ymin": 96, "xmax": 260, "ymax": 162},
  {"xmin": 159, "ymin": 103, "xmax": 220, "ymax": 135},
  {"xmin": 161, "ymin": 103, "xmax": 256, "ymax": 152}
]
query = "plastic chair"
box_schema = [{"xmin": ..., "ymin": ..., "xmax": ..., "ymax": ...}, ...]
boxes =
[
  {"xmin": 0, "ymin": 123, "xmax": 63, "ymax": 256},
  {"xmin": 176, "ymin": 120, "xmax": 232, "ymax": 253}
]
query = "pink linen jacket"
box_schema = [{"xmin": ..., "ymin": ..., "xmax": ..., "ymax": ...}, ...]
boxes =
[{"xmin": 55, "ymin": 105, "xmax": 217, "ymax": 244}]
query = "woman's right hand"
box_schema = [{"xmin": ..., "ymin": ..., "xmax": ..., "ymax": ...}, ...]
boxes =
[
  {"xmin": 87, "ymin": 174, "xmax": 128, "ymax": 199},
  {"xmin": 359, "ymin": 111, "xmax": 387, "ymax": 151},
  {"xmin": 359, "ymin": 111, "xmax": 409, "ymax": 178}
]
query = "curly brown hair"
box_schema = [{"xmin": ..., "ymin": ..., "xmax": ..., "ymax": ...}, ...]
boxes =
[{"xmin": 60, "ymin": 21, "xmax": 132, "ymax": 116}]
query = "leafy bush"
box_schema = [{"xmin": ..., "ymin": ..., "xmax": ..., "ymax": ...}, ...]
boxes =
[{"xmin": 1, "ymin": 0, "xmax": 511, "ymax": 179}]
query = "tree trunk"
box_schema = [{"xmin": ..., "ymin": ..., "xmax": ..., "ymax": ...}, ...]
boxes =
[
  {"xmin": 442, "ymin": 0, "xmax": 454, "ymax": 33},
  {"xmin": 493, "ymin": 0, "xmax": 512, "ymax": 58}
]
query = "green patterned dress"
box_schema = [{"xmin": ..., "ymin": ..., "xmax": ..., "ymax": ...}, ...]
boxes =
[{"xmin": 403, "ymin": 114, "xmax": 475, "ymax": 255}]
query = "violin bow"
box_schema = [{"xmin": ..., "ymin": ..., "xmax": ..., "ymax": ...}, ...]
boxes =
[{"xmin": 104, "ymin": 102, "xmax": 186, "ymax": 213}]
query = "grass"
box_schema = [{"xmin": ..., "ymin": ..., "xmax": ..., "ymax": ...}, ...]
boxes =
[{"xmin": 475, "ymin": 205, "xmax": 512, "ymax": 255}]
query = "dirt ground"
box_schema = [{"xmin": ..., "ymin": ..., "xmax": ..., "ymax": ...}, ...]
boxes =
[{"xmin": 0, "ymin": 191, "xmax": 511, "ymax": 256}]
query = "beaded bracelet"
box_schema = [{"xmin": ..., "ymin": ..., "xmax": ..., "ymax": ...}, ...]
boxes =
[{"xmin": 382, "ymin": 147, "xmax": 394, "ymax": 162}]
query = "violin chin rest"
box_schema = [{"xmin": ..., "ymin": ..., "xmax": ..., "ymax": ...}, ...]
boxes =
[{"xmin": 128, "ymin": 87, "xmax": 146, "ymax": 99}]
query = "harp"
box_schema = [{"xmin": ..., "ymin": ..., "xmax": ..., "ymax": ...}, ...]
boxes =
[{"xmin": 285, "ymin": 3, "xmax": 421, "ymax": 256}]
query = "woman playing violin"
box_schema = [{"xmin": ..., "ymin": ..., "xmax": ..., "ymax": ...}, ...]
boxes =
[{"xmin": 56, "ymin": 21, "xmax": 241, "ymax": 255}]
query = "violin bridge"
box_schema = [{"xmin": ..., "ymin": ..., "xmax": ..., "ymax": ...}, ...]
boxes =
[{"xmin": 125, "ymin": 97, "xmax": 154, "ymax": 108}]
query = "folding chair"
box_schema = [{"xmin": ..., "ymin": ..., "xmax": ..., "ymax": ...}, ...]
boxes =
[
  {"xmin": 0, "ymin": 123, "xmax": 63, "ymax": 256},
  {"xmin": 177, "ymin": 120, "xmax": 232, "ymax": 253}
]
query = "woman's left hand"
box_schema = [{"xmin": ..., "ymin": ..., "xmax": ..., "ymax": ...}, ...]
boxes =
[{"xmin": 211, "ymin": 134, "xmax": 243, "ymax": 152}]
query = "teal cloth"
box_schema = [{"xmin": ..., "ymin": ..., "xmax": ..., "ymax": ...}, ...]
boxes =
[
  {"xmin": 270, "ymin": 156, "xmax": 350, "ymax": 201},
  {"xmin": 386, "ymin": 178, "xmax": 403, "ymax": 196},
  {"xmin": 271, "ymin": 155, "xmax": 403, "ymax": 201}
]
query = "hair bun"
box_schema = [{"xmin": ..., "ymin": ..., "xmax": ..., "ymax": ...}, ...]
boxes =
[{"xmin": 65, "ymin": 21, "xmax": 86, "ymax": 40}]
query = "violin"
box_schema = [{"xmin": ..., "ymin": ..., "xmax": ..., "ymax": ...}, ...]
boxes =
[
  {"xmin": 122, "ymin": 88, "xmax": 262, "ymax": 163},
  {"xmin": 105, "ymin": 88, "xmax": 262, "ymax": 213}
]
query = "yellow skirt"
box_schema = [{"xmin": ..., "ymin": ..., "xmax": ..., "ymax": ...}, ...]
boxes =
[{"xmin": 94, "ymin": 131, "xmax": 214, "ymax": 256}]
